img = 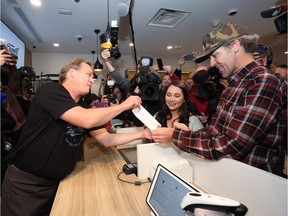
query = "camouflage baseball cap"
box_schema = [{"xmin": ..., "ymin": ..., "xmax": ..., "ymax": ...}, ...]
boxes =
[{"xmin": 195, "ymin": 22, "xmax": 249, "ymax": 63}]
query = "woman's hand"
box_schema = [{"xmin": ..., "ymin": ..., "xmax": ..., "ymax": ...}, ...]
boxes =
[{"xmin": 173, "ymin": 122, "xmax": 190, "ymax": 131}]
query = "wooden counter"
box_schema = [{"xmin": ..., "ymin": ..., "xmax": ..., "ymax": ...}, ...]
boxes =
[{"xmin": 50, "ymin": 145, "xmax": 151, "ymax": 216}]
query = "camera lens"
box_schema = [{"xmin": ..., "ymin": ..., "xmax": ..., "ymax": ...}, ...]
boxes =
[
  {"xmin": 109, "ymin": 47, "xmax": 121, "ymax": 60},
  {"xmin": 113, "ymin": 52, "xmax": 121, "ymax": 59},
  {"xmin": 143, "ymin": 86, "xmax": 155, "ymax": 97}
]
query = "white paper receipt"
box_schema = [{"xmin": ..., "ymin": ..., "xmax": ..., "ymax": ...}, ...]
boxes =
[{"xmin": 132, "ymin": 105, "xmax": 161, "ymax": 130}]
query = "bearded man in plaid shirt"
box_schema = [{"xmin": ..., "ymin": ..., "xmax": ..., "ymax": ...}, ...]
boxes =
[{"xmin": 151, "ymin": 22, "xmax": 287, "ymax": 176}]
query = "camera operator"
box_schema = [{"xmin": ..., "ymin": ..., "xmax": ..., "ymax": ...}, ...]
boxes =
[
  {"xmin": 101, "ymin": 49, "xmax": 163, "ymax": 126},
  {"xmin": 102, "ymin": 78, "xmax": 126, "ymax": 105},
  {"xmin": 188, "ymin": 66, "xmax": 227, "ymax": 126},
  {"xmin": 253, "ymin": 43, "xmax": 276, "ymax": 71}
]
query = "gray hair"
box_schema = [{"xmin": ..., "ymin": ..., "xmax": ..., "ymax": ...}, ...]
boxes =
[
  {"xmin": 223, "ymin": 34, "xmax": 260, "ymax": 54},
  {"xmin": 59, "ymin": 59, "xmax": 92, "ymax": 84}
]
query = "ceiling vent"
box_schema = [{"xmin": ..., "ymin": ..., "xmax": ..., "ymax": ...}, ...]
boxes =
[
  {"xmin": 57, "ymin": 8, "xmax": 73, "ymax": 15},
  {"xmin": 148, "ymin": 8, "xmax": 191, "ymax": 28}
]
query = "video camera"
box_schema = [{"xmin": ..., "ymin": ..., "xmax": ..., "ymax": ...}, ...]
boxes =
[
  {"xmin": 134, "ymin": 57, "xmax": 161, "ymax": 101},
  {"xmin": 17, "ymin": 66, "xmax": 37, "ymax": 95},
  {"xmin": 100, "ymin": 20, "xmax": 121, "ymax": 59},
  {"xmin": 192, "ymin": 67, "xmax": 223, "ymax": 98}
]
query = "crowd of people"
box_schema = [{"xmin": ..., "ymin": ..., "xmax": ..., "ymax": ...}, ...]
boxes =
[{"xmin": 0, "ymin": 21, "xmax": 287, "ymax": 215}]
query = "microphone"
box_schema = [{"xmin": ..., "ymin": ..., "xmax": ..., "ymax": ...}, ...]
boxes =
[
  {"xmin": 260, "ymin": 4, "xmax": 287, "ymax": 18},
  {"xmin": 117, "ymin": 0, "xmax": 131, "ymax": 17}
]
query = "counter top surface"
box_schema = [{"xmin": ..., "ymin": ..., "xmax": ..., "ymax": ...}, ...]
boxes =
[{"xmin": 50, "ymin": 145, "xmax": 151, "ymax": 216}]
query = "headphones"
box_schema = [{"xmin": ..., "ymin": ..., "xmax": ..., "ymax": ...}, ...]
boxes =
[{"xmin": 255, "ymin": 44, "xmax": 273, "ymax": 65}]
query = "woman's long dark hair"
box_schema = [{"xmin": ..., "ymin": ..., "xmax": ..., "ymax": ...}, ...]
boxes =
[{"xmin": 155, "ymin": 80, "xmax": 190, "ymax": 127}]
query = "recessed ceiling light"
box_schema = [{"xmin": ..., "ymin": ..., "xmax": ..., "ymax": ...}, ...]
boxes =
[
  {"xmin": 167, "ymin": 46, "xmax": 173, "ymax": 49},
  {"xmin": 285, "ymin": 51, "xmax": 288, "ymax": 54},
  {"xmin": 228, "ymin": 8, "xmax": 238, "ymax": 16},
  {"xmin": 129, "ymin": 43, "xmax": 134, "ymax": 47},
  {"xmin": 53, "ymin": 43, "xmax": 60, "ymax": 47},
  {"xmin": 30, "ymin": 0, "xmax": 42, "ymax": 6}
]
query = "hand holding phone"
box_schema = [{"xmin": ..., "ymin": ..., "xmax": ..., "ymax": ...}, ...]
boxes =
[
  {"xmin": 184, "ymin": 54, "xmax": 196, "ymax": 61},
  {"xmin": 1, "ymin": 44, "xmax": 17, "ymax": 66}
]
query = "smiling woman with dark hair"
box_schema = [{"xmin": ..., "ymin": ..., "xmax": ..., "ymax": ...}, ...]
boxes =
[{"xmin": 152, "ymin": 80, "xmax": 203, "ymax": 144}]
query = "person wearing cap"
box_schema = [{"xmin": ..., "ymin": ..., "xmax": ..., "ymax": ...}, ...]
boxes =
[{"xmin": 151, "ymin": 22, "xmax": 287, "ymax": 176}]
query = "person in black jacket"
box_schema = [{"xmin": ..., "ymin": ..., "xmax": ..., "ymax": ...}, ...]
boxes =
[
  {"xmin": 101, "ymin": 49, "xmax": 163, "ymax": 126},
  {"xmin": 1, "ymin": 59, "xmax": 152, "ymax": 216}
]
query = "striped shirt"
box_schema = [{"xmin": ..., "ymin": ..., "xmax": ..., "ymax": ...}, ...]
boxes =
[{"xmin": 172, "ymin": 61, "xmax": 287, "ymax": 174}]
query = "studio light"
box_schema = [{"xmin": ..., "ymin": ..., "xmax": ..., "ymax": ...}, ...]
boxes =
[{"xmin": 94, "ymin": 29, "xmax": 103, "ymax": 72}]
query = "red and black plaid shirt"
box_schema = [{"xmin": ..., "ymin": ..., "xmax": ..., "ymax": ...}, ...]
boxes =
[{"xmin": 172, "ymin": 61, "xmax": 287, "ymax": 174}]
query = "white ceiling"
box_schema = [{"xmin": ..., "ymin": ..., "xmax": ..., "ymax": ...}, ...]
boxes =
[{"xmin": 1, "ymin": 0, "xmax": 287, "ymax": 65}]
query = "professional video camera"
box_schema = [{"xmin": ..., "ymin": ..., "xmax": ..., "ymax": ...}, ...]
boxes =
[
  {"xmin": 208, "ymin": 66, "xmax": 224, "ymax": 91},
  {"xmin": 100, "ymin": 20, "xmax": 121, "ymax": 59},
  {"xmin": 17, "ymin": 66, "xmax": 37, "ymax": 94},
  {"xmin": 133, "ymin": 56, "xmax": 161, "ymax": 101},
  {"xmin": 192, "ymin": 67, "xmax": 223, "ymax": 98}
]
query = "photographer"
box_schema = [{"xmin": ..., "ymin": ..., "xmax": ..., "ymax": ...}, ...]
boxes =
[
  {"xmin": 188, "ymin": 66, "xmax": 227, "ymax": 126},
  {"xmin": 0, "ymin": 43, "xmax": 17, "ymax": 67},
  {"xmin": 101, "ymin": 49, "xmax": 162, "ymax": 126},
  {"xmin": 102, "ymin": 79, "xmax": 125, "ymax": 105},
  {"xmin": 1, "ymin": 46, "xmax": 27, "ymax": 183}
]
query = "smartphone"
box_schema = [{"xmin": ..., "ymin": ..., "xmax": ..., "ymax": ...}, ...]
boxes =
[
  {"xmin": 184, "ymin": 54, "xmax": 196, "ymax": 61},
  {"xmin": 157, "ymin": 58, "xmax": 163, "ymax": 70},
  {"xmin": 93, "ymin": 101, "xmax": 109, "ymax": 108}
]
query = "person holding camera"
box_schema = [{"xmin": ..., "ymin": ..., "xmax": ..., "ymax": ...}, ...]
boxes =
[
  {"xmin": 0, "ymin": 44, "xmax": 16, "ymax": 67},
  {"xmin": 253, "ymin": 43, "xmax": 275, "ymax": 71},
  {"xmin": 101, "ymin": 49, "xmax": 163, "ymax": 126},
  {"xmin": 152, "ymin": 22, "xmax": 287, "ymax": 176},
  {"xmin": 1, "ymin": 58, "xmax": 153, "ymax": 215},
  {"xmin": 188, "ymin": 66, "xmax": 228, "ymax": 126},
  {"xmin": 1, "ymin": 43, "xmax": 28, "ymax": 184}
]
